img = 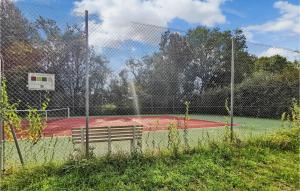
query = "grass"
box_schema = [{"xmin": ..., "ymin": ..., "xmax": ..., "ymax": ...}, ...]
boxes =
[
  {"xmin": 1, "ymin": 127, "xmax": 299, "ymax": 191},
  {"xmin": 193, "ymin": 114, "xmax": 282, "ymax": 129},
  {"xmin": 3, "ymin": 114, "xmax": 282, "ymax": 168}
]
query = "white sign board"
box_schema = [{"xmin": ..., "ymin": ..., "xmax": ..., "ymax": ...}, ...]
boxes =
[{"xmin": 28, "ymin": 73, "xmax": 55, "ymax": 91}]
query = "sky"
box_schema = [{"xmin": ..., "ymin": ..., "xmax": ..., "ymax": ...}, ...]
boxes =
[{"xmin": 14, "ymin": 0, "xmax": 300, "ymax": 70}]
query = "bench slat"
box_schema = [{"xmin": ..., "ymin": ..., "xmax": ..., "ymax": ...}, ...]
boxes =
[
  {"xmin": 72, "ymin": 133, "xmax": 142, "ymax": 140},
  {"xmin": 72, "ymin": 130, "xmax": 142, "ymax": 137},
  {"xmin": 73, "ymin": 136, "xmax": 142, "ymax": 144},
  {"xmin": 72, "ymin": 129, "xmax": 142, "ymax": 136},
  {"xmin": 72, "ymin": 126, "xmax": 143, "ymax": 132},
  {"xmin": 71, "ymin": 126, "xmax": 143, "ymax": 144}
]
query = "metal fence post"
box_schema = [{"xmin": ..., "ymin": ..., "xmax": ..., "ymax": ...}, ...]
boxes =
[
  {"xmin": 0, "ymin": 54, "xmax": 3, "ymax": 174},
  {"xmin": 9, "ymin": 125, "xmax": 24, "ymax": 166},
  {"xmin": 151, "ymin": 96, "xmax": 154, "ymax": 113},
  {"xmin": 230, "ymin": 37, "xmax": 235, "ymax": 142},
  {"xmin": 85, "ymin": 10, "xmax": 90, "ymax": 158},
  {"xmin": 172, "ymin": 95, "xmax": 175, "ymax": 114}
]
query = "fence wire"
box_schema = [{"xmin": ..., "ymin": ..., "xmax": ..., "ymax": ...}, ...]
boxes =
[{"xmin": 0, "ymin": 1, "xmax": 299, "ymax": 169}]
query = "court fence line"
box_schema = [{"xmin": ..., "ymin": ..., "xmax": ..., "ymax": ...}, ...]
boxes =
[{"xmin": 0, "ymin": 1, "xmax": 299, "ymax": 171}]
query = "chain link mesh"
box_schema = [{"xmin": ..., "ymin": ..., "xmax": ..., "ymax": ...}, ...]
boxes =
[{"xmin": 0, "ymin": 1, "xmax": 299, "ymax": 168}]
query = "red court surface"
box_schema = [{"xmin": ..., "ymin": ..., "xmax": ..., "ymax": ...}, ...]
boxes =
[{"xmin": 40, "ymin": 116, "xmax": 231, "ymax": 137}]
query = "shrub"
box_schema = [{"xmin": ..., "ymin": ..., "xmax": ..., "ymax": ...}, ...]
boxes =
[
  {"xmin": 197, "ymin": 69, "xmax": 299, "ymax": 118},
  {"xmin": 0, "ymin": 78, "xmax": 22, "ymax": 140},
  {"xmin": 248, "ymin": 127, "xmax": 299, "ymax": 151},
  {"xmin": 101, "ymin": 103, "xmax": 117, "ymax": 114},
  {"xmin": 167, "ymin": 121, "xmax": 181, "ymax": 156},
  {"xmin": 26, "ymin": 99, "xmax": 49, "ymax": 144}
]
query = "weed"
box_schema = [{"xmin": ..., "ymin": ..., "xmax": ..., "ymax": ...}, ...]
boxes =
[
  {"xmin": 167, "ymin": 121, "xmax": 181, "ymax": 156},
  {"xmin": 281, "ymin": 98, "xmax": 300, "ymax": 129},
  {"xmin": 26, "ymin": 98, "xmax": 49, "ymax": 144},
  {"xmin": 0, "ymin": 78, "xmax": 21, "ymax": 141},
  {"xmin": 1, "ymin": 129, "xmax": 299, "ymax": 191},
  {"xmin": 183, "ymin": 101, "xmax": 190, "ymax": 151}
]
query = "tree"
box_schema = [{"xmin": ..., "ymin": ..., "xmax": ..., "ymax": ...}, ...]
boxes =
[
  {"xmin": 1, "ymin": 1, "xmax": 111, "ymax": 112},
  {"xmin": 185, "ymin": 28, "xmax": 254, "ymax": 93},
  {"xmin": 0, "ymin": 0, "xmax": 39, "ymax": 47},
  {"xmin": 35, "ymin": 19, "xmax": 111, "ymax": 112},
  {"xmin": 254, "ymin": 55, "xmax": 292, "ymax": 73},
  {"xmin": 125, "ymin": 27, "xmax": 255, "ymax": 110},
  {"xmin": 0, "ymin": 0, "xmax": 42, "ymax": 108}
]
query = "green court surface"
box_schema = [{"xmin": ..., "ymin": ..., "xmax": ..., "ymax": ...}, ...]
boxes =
[{"xmin": 3, "ymin": 114, "xmax": 282, "ymax": 168}]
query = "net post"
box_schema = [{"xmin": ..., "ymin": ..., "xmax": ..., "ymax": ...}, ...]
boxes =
[
  {"xmin": 45, "ymin": 110, "xmax": 48, "ymax": 121},
  {"xmin": 67, "ymin": 107, "xmax": 70, "ymax": 118},
  {"xmin": 84, "ymin": 10, "xmax": 90, "ymax": 159},
  {"xmin": 230, "ymin": 37, "xmax": 235, "ymax": 142},
  {"xmin": 151, "ymin": 96, "xmax": 154, "ymax": 113}
]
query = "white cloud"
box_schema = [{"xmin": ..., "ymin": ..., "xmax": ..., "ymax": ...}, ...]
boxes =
[
  {"xmin": 243, "ymin": 1, "xmax": 300, "ymax": 60},
  {"xmin": 260, "ymin": 47, "xmax": 299, "ymax": 61},
  {"xmin": 73, "ymin": 0, "xmax": 226, "ymax": 50},
  {"xmin": 244, "ymin": 1, "xmax": 300, "ymax": 37}
]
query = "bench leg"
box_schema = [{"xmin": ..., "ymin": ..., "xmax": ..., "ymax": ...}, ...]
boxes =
[
  {"xmin": 108, "ymin": 126, "xmax": 111, "ymax": 156},
  {"xmin": 131, "ymin": 126, "xmax": 136, "ymax": 154},
  {"xmin": 81, "ymin": 128, "xmax": 85, "ymax": 155},
  {"xmin": 138, "ymin": 138, "xmax": 142, "ymax": 152},
  {"xmin": 130, "ymin": 140, "xmax": 136, "ymax": 154},
  {"xmin": 108, "ymin": 141, "xmax": 111, "ymax": 156}
]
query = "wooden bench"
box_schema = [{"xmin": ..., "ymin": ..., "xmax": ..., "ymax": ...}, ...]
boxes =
[{"xmin": 71, "ymin": 126, "xmax": 143, "ymax": 154}]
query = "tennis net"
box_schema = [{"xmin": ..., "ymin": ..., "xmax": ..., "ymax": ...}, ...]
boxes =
[{"xmin": 11, "ymin": 107, "xmax": 70, "ymax": 121}]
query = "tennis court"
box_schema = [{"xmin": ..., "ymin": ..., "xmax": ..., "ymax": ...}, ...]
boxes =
[
  {"xmin": 39, "ymin": 115, "xmax": 232, "ymax": 137},
  {"xmin": 5, "ymin": 112, "xmax": 282, "ymax": 167}
]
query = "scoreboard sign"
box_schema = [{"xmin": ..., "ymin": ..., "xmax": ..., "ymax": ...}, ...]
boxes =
[{"xmin": 28, "ymin": 73, "xmax": 55, "ymax": 91}]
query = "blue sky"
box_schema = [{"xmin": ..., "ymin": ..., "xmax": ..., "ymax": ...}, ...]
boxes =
[{"xmin": 15, "ymin": 0, "xmax": 300, "ymax": 70}]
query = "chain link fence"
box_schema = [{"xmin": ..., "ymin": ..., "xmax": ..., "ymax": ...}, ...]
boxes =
[{"xmin": 0, "ymin": 1, "xmax": 299, "ymax": 170}]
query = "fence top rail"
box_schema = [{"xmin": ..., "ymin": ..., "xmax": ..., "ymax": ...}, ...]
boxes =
[{"xmin": 6, "ymin": 107, "xmax": 70, "ymax": 112}]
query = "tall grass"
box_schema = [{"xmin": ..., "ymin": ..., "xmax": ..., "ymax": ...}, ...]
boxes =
[{"xmin": 1, "ymin": 126, "xmax": 299, "ymax": 191}]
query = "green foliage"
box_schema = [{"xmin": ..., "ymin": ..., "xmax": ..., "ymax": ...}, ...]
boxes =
[
  {"xmin": 183, "ymin": 101, "xmax": 190, "ymax": 150},
  {"xmin": 248, "ymin": 127, "xmax": 299, "ymax": 152},
  {"xmin": 254, "ymin": 55, "xmax": 292, "ymax": 73},
  {"xmin": 223, "ymin": 99, "xmax": 231, "ymax": 143},
  {"xmin": 281, "ymin": 98, "xmax": 300, "ymax": 129},
  {"xmin": 1, "ymin": 77, "xmax": 49, "ymax": 143},
  {"xmin": 0, "ymin": 78, "xmax": 21, "ymax": 141},
  {"xmin": 196, "ymin": 86, "xmax": 230, "ymax": 115},
  {"xmin": 199, "ymin": 67, "xmax": 299, "ymax": 118},
  {"xmin": 101, "ymin": 103, "xmax": 117, "ymax": 114},
  {"xmin": 222, "ymin": 99, "xmax": 241, "ymax": 145},
  {"xmin": 119, "ymin": 27, "xmax": 254, "ymax": 115},
  {"xmin": 290, "ymin": 99, "xmax": 300, "ymax": 128},
  {"xmin": 26, "ymin": 98, "xmax": 49, "ymax": 144},
  {"xmin": 1, "ymin": 129, "xmax": 299, "ymax": 191},
  {"xmin": 145, "ymin": 119, "xmax": 161, "ymax": 153},
  {"xmin": 167, "ymin": 121, "xmax": 181, "ymax": 156}
]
